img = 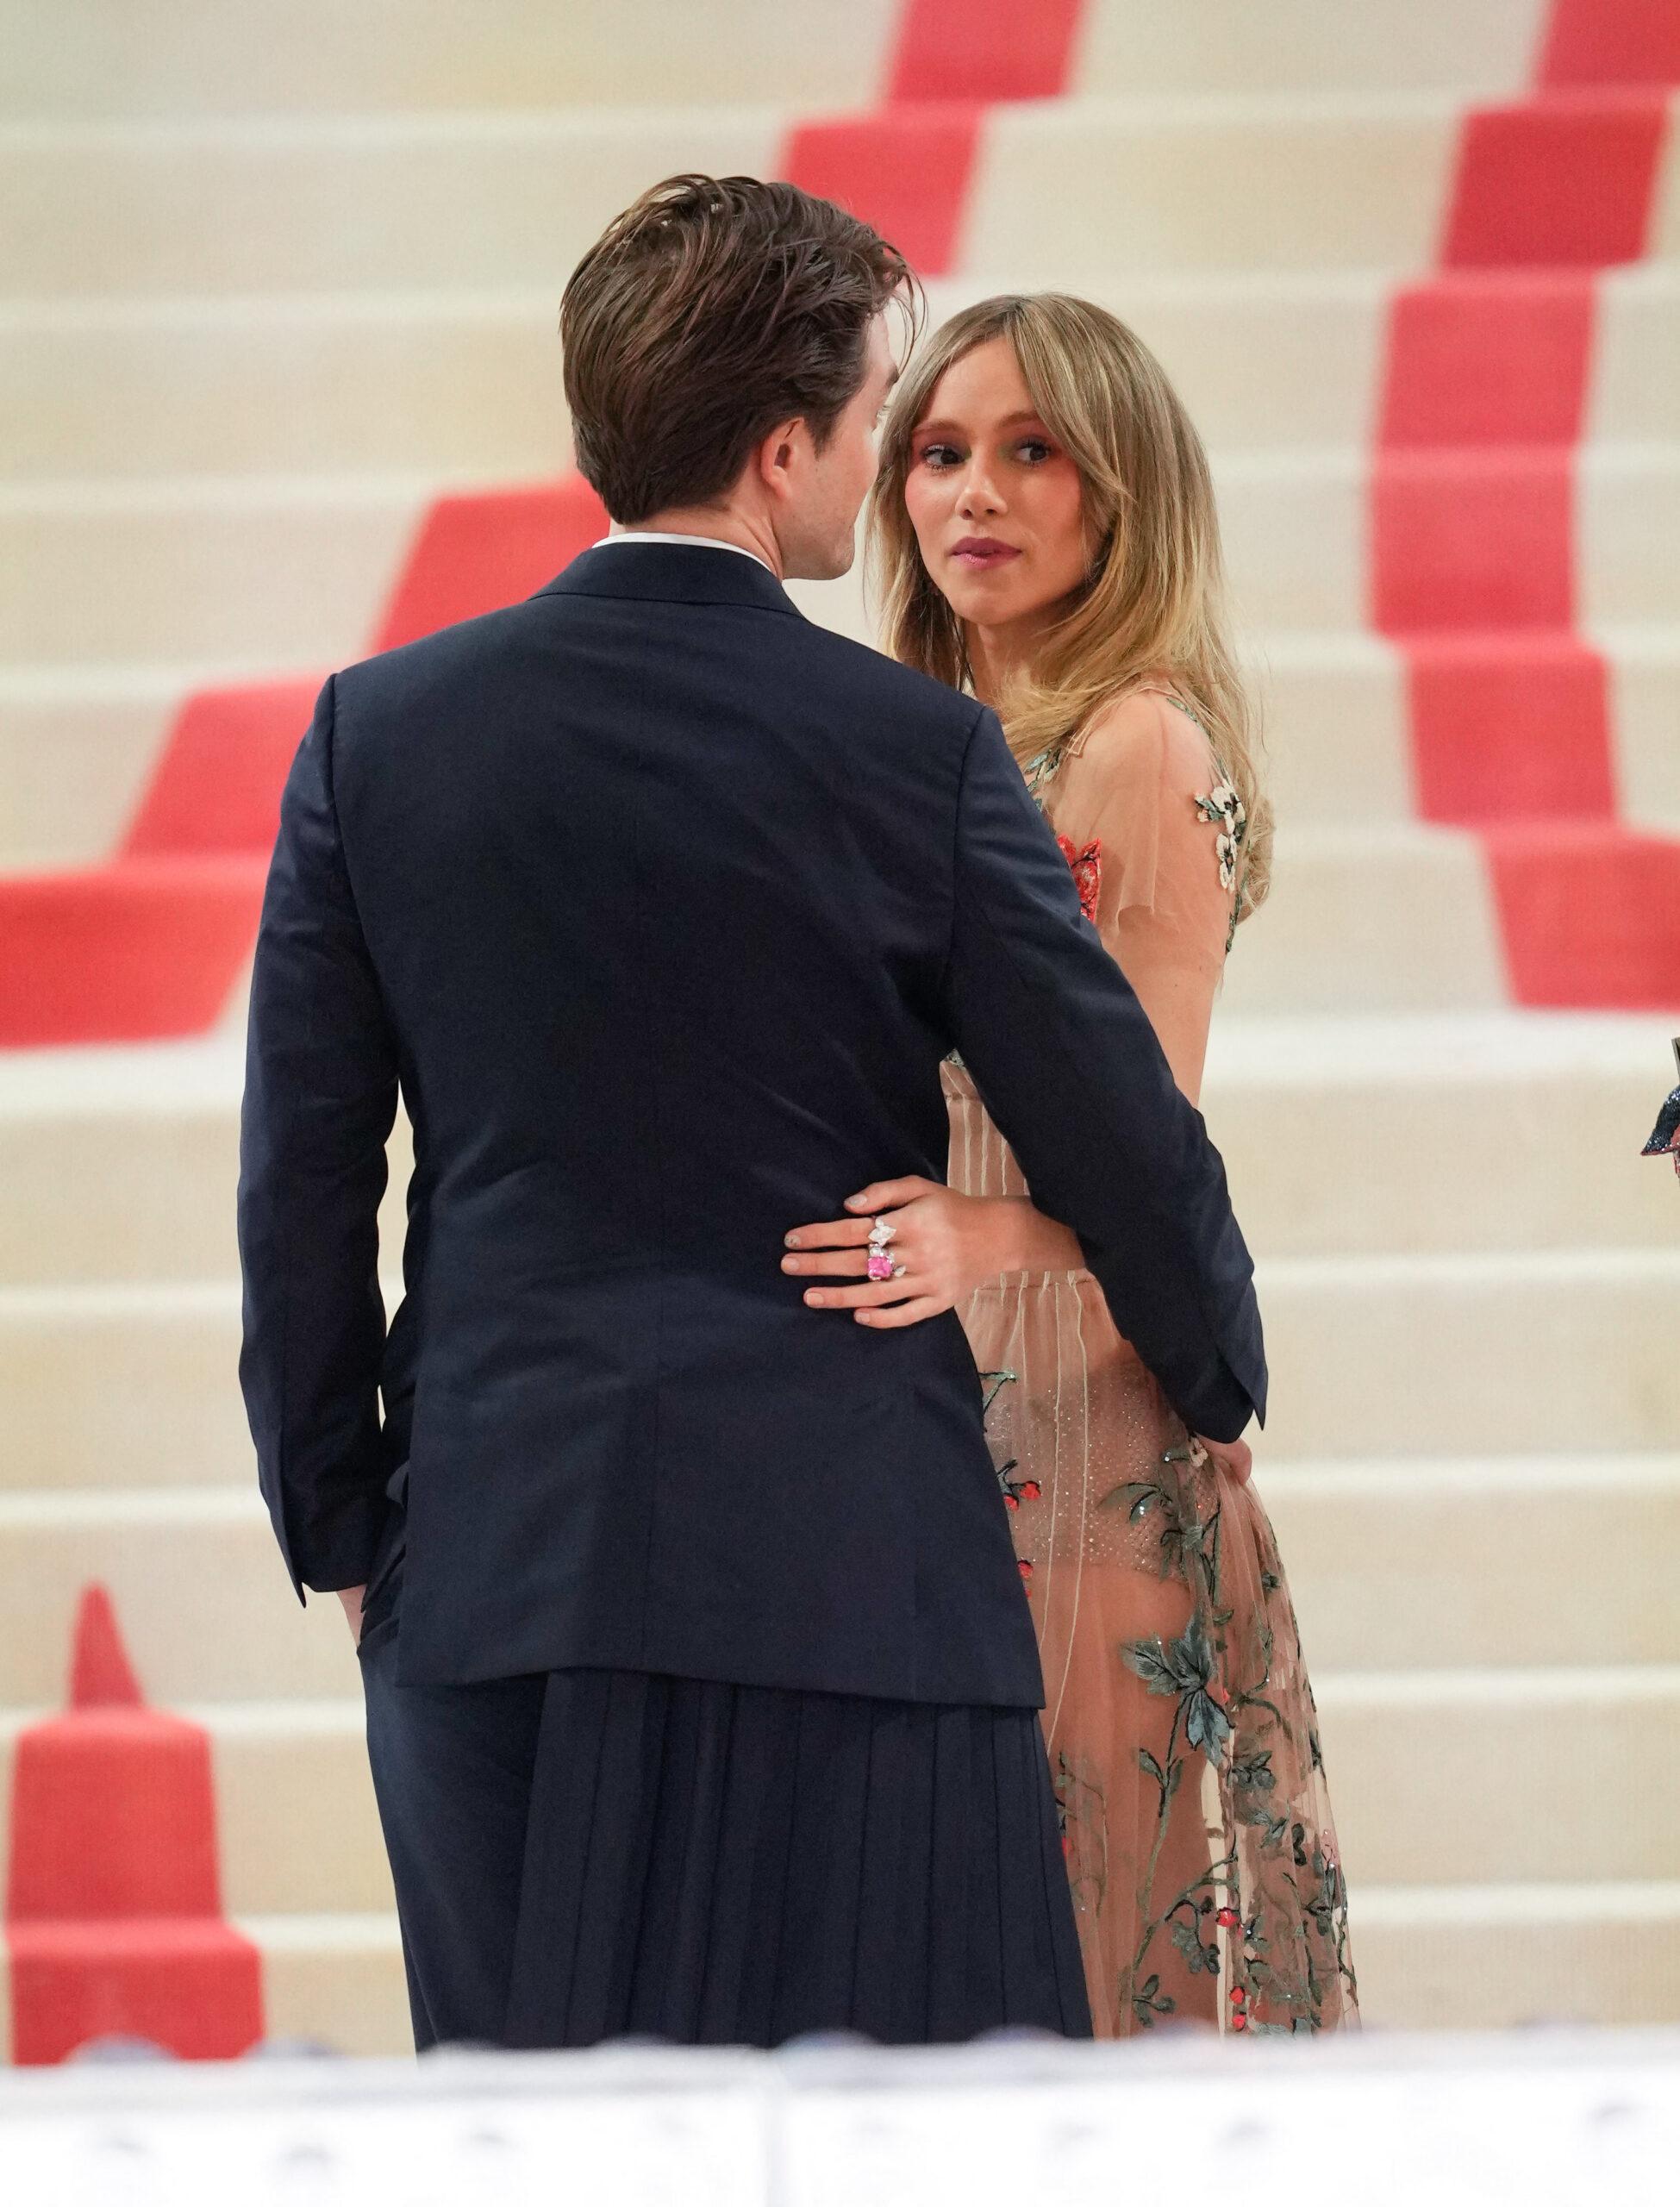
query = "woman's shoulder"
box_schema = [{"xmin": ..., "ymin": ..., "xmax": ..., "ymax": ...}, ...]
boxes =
[{"xmin": 1061, "ymin": 685, "xmax": 1216, "ymax": 803}]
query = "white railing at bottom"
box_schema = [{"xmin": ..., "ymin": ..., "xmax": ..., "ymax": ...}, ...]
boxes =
[{"xmin": 0, "ymin": 2028, "xmax": 1675, "ymax": 2205}]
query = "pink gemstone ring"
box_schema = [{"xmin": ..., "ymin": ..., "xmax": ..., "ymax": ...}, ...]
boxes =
[{"xmin": 866, "ymin": 1250, "xmax": 899, "ymax": 1282}]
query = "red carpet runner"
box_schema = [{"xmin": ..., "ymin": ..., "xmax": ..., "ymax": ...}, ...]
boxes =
[
  {"xmin": 1375, "ymin": 0, "xmax": 1680, "ymax": 1005},
  {"xmin": 4, "ymin": 1587, "xmax": 263, "ymax": 2063},
  {"xmin": 0, "ymin": 0, "xmax": 1672, "ymax": 1035}
]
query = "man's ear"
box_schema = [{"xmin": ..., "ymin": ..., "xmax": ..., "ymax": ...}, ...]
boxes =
[{"xmin": 756, "ymin": 416, "xmax": 806, "ymax": 502}]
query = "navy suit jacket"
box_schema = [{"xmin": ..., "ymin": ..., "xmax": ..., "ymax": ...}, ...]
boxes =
[{"xmin": 238, "ymin": 542, "xmax": 1265, "ymax": 1704}]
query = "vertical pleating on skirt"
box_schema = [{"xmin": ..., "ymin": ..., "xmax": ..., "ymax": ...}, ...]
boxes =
[{"xmin": 491, "ymin": 1667, "xmax": 1092, "ymax": 2049}]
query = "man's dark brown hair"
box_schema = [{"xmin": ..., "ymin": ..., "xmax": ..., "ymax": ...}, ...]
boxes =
[{"xmin": 560, "ymin": 174, "xmax": 917, "ymax": 524}]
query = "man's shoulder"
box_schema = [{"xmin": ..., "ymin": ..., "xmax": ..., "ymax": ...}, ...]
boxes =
[
  {"xmin": 786, "ymin": 620, "xmax": 984, "ymax": 737},
  {"xmin": 332, "ymin": 597, "xmax": 545, "ymax": 708},
  {"xmin": 328, "ymin": 590, "xmax": 984, "ymax": 761}
]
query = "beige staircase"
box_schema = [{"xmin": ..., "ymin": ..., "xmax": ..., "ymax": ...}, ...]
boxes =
[{"xmin": 2, "ymin": 0, "xmax": 1677, "ymax": 2053}]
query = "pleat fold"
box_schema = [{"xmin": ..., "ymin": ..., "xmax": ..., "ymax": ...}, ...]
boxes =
[{"xmin": 502, "ymin": 1668, "xmax": 1089, "ymax": 2048}]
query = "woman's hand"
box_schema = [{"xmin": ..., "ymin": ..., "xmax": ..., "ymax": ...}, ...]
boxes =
[
  {"xmin": 1196, "ymin": 1435, "xmax": 1253, "ymax": 1487},
  {"xmin": 782, "ymin": 1176, "xmax": 1075, "ymax": 1329}
]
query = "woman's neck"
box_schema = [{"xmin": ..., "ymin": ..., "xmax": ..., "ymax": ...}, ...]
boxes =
[
  {"xmin": 963, "ymin": 596, "xmax": 1077, "ymax": 706},
  {"xmin": 963, "ymin": 618, "xmax": 1031, "ymax": 708}
]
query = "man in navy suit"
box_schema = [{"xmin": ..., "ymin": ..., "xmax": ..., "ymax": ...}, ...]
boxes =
[{"xmin": 238, "ymin": 175, "xmax": 1265, "ymax": 2052}]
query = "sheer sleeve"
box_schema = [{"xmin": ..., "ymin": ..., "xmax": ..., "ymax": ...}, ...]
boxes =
[{"xmin": 1043, "ymin": 691, "xmax": 1235, "ymax": 1107}]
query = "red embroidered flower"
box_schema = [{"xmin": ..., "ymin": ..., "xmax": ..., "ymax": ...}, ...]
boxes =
[{"xmin": 1055, "ymin": 835, "xmax": 1102, "ymax": 923}]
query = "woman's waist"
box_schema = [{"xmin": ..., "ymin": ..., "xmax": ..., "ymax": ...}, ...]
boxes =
[{"xmin": 958, "ymin": 1271, "xmax": 1139, "ymax": 1350}]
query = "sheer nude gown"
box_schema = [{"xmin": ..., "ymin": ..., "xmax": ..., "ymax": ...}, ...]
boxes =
[{"xmin": 944, "ymin": 690, "xmax": 1358, "ymax": 2037}]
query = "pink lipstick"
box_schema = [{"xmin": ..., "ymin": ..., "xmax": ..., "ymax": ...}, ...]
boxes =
[{"xmin": 950, "ymin": 537, "xmax": 1021, "ymax": 572}]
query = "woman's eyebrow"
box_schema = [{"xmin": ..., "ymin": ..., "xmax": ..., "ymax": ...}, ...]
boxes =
[{"xmin": 914, "ymin": 410, "xmax": 1047, "ymax": 435}]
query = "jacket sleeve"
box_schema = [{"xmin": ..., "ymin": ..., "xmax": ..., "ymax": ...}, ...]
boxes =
[
  {"xmin": 237, "ymin": 673, "xmax": 399, "ymax": 1597},
  {"xmin": 940, "ymin": 706, "xmax": 1266, "ymax": 1442}
]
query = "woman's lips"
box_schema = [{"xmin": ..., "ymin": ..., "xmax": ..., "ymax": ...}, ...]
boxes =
[{"xmin": 949, "ymin": 540, "xmax": 1021, "ymax": 572}]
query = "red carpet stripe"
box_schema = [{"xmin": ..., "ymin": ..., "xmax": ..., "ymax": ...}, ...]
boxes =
[
  {"xmin": 1484, "ymin": 825, "xmax": 1680, "ymax": 1010},
  {"xmin": 0, "ymin": 0, "xmax": 1097, "ymax": 1047},
  {"xmin": 1404, "ymin": 634, "xmax": 1614, "ymax": 825},
  {"xmin": 782, "ymin": 106, "xmax": 984, "ymax": 279},
  {"xmin": 1540, "ymin": 0, "xmax": 1680, "ymax": 90},
  {"xmin": 1443, "ymin": 93, "xmax": 1670, "ymax": 270},
  {"xmin": 5, "ymin": 1588, "xmax": 263, "ymax": 2064},
  {"xmin": 1379, "ymin": 276, "xmax": 1596, "ymax": 449},
  {"xmin": 0, "ymin": 480, "xmax": 606, "ymax": 1047},
  {"xmin": 0, "ymin": 861, "xmax": 270, "ymax": 1047},
  {"xmin": 886, "ymin": 0, "xmax": 1086, "ymax": 103},
  {"xmin": 1374, "ymin": 2, "xmax": 1680, "ymax": 1008},
  {"xmin": 122, "ymin": 680, "xmax": 323, "ymax": 859},
  {"xmin": 1374, "ymin": 447, "xmax": 1576, "ymax": 635},
  {"xmin": 375, "ymin": 478, "xmax": 607, "ymax": 653},
  {"xmin": 7, "ymin": 0, "xmax": 1672, "ymax": 1036},
  {"xmin": 783, "ymin": 0, "xmax": 1091, "ymax": 283}
]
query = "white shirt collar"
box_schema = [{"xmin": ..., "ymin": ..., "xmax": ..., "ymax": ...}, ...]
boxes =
[{"xmin": 593, "ymin": 530, "xmax": 776, "ymax": 578}]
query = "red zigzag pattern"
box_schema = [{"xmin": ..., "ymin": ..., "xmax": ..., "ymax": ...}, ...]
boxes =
[
  {"xmin": 1377, "ymin": 0, "xmax": 1680, "ymax": 1006},
  {"xmin": 0, "ymin": 0, "xmax": 1674, "ymax": 1042}
]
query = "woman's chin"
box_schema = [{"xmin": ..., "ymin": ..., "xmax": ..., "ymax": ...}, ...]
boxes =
[{"xmin": 940, "ymin": 572, "xmax": 1039, "ymax": 628}]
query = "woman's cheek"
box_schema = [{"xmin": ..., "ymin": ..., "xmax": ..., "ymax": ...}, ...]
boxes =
[
  {"xmin": 902, "ymin": 471, "xmax": 945, "ymax": 563},
  {"xmin": 1037, "ymin": 475, "xmax": 1089, "ymax": 591}
]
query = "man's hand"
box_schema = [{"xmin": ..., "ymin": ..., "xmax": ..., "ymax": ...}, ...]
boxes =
[{"xmin": 337, "ymin": 1585, "xmax": 367, "ymax": 1646}]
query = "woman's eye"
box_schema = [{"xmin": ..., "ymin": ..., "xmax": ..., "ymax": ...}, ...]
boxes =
[
  {"xmin": 1017, "ymin": 438, "xmax": 1054, "ymax": 464},
  {"xmin": 917, "ymin": 443, "xmax": 961, "ymax": 470}
]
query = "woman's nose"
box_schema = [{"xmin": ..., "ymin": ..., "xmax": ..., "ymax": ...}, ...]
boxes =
[{"xmin": 957, "ymin": 467, "xmax": 1003, "ymax": 516}]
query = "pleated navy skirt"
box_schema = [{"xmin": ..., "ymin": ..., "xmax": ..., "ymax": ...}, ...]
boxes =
[{"xmin": 359, "ymin": 1623, "xmax": 1092, "ymax": 2050}]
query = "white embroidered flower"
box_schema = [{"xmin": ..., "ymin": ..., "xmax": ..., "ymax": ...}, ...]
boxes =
[{"xmin": 1195, "ymin": 782, "xmax": 1247, "ymax": 891}]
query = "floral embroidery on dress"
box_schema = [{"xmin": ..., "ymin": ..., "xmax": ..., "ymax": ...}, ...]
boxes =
[
  {"xmin": 1194, "ymin": 779, "xmax": 1246, "ymax": 894},
  {"xmin": 1095, "ymin": 1446, "xmax": 1358, "ymax": 2033},
  {"xmin": 1056, "ymin": 835, "xmax": 1102, "ymax": 924}
]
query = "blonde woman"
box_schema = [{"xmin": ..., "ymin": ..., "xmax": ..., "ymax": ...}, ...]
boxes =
[{"xmin": 782, "ymin": 296, "xmax": 1357, "ymax": 2035}]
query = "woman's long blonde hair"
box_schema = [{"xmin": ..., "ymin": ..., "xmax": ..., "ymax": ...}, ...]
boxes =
[{"xmin": 868, "ymin": 293, "xmax": 1271, "ymax": 923}]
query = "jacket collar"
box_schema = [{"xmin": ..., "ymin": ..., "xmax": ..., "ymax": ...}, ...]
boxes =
[{"xmin": 534, "ymin": 540, "xmax": 804, "ymax": 617}]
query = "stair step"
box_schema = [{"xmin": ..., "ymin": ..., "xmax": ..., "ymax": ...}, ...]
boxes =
[
  {"xmin": 0, "ymin": 1457, "xmax": 1667, "ymax": 1703},
  {"xmin": 16, "ymin": 1012, "xmax": 1674, "ymax": 1288},
  {"xmin": 1, "ymin": 1245, "xmax": 1674, "ymax": 1499},
  {"xmin": 0, "ymin": 0, "xmax": 896, "ymax": 123},
  {"xmin": 0, "ymin": 0, "xmax": 1553, "ymax": 127},
  {"xmin": 3, "ymin": 446, "xmax": 1676, "ymax": 669},
  {"xmin": 0, "ymin": 110, "xmax": 783, "ymax": 299},
  {"xmin": 8, "ymin": 1882, "xmax": 1661, "ymax": 2059},
  {"xmin": 9, "ymin": 277, "xmax": 1678, "ymax": 481},
  {"xmin": 0, "ymin": 1671, "xmax": 1674, "ymax": 1929}
]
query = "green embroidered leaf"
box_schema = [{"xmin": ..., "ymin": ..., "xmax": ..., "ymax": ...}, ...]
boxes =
[
  {"xmin": 1184, "ymin": 1689, "xmax": 1233, "ymax": 1766},
  {"xmin": 1138, "ymin": 1748, "xmax": 1166, "ymax": 1785},
  {"xmin": 1122, "ymin": 1637, "xmax": 1181, "ymax": 1697},
  {"xmin": 1230, "ymin": 1747, "xmax": 1276, "ymax": 1794},
  {"xmin": 1170, "ymin": 1918, "xmax": 1207, "ymax": 1972},
  {"xmin": 1178, "ymin": 1613, "xmax": 1217, "ymax": 1687}
]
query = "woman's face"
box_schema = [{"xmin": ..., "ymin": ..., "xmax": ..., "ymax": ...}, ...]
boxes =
[{"xmin": 901, "ymin": 336, "xmax": 1089, "ymax": 637}]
